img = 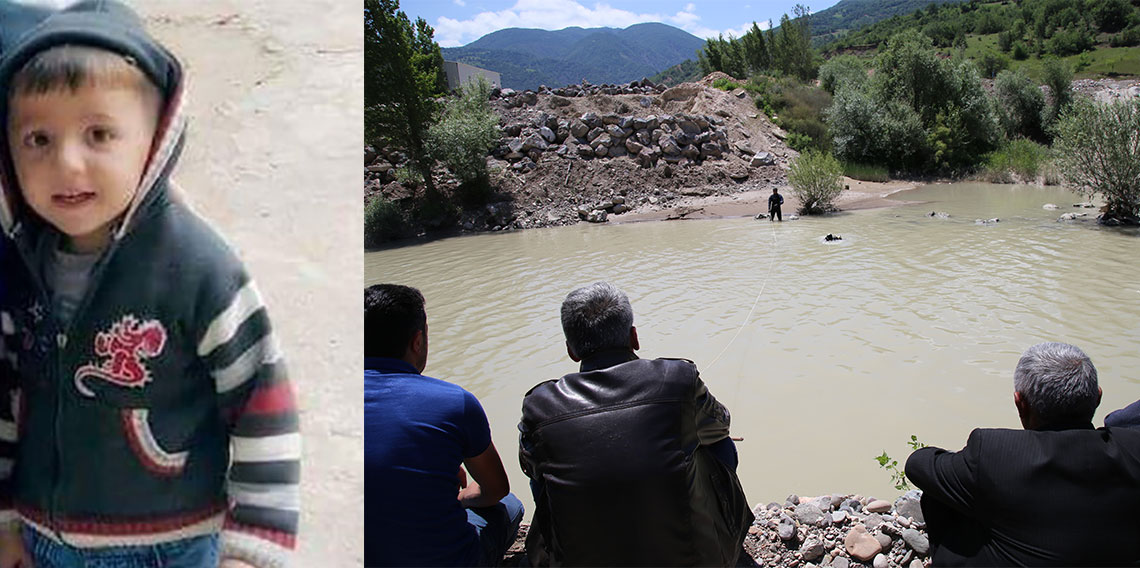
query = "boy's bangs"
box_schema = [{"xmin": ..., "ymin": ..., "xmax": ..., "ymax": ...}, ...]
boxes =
[{"xmin": 11, "ymin": 45, "xmax": 148, "ymax": 97}]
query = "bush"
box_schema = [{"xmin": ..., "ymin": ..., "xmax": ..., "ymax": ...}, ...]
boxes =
[
  {"xmin": 843, "ymin": 162, "xmax": 890, "ymax": 182},
  {"xmin": 1053, "ymin": 98, "xmax": 1140, "ymax": 223},
  {"xmin": 827, "ymin": 88, "xmax": 927, "ymax": 169},
  {"xmin": 818, "ymin": 55, "xmax": 868, "ymax": 95},
  {"xmin": 994, "ymin": 69, "xmax": 1047, "ymax": 142},
  {"xmin": 1109, "ymin": 26, "xmax": 1140, "ymax": 47},
  {"xmin": 788, "ymin": 150, "xmax": 845, "ymax": 214},
  {"xmin": 1012, "ymin": 42, "xmax": 1029, "ymax": 60},
  {"xmin": 1046, "ymin": 28, "xmax": 1093, "ymax": 56},
  {"xmin": 982, "ymin": 139, "xmax": 1052, "ymax": 183},
  {"xmin": 1041, "ymin": 58, "xmax": 1073, "ymax": 128},
  {"xmin": 979, "ymin": 50, "xmax": 1009, "ymax": 79},
  {"xmin": 426, "ymin": 76, "xmax": 501, "ymax": 185},
  {"xmin": 364, "ymin": 197, "xmax": 407, "ymax": 247}
]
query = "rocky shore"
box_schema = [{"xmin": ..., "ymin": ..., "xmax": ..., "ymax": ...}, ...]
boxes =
[{"xmin": 504, "ymin": 491, "xmax": 932, "ymax": 568}]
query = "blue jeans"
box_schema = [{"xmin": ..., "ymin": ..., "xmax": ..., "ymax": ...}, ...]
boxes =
[
  {"xmin": 23, "ymin": 528, "xmax": 219, "ymax": 568},
  {"xmin": 466, "ymin": 493, "xmax": 524, "ymax": 567}
]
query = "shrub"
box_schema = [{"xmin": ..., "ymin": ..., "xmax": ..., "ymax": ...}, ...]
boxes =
[
  {"xmin": 818, "ymin": 55, "xmax": 868, "ymax": 95},
  {"xmin": 712, "ymin": 77, "xmax": 743, "ymax": 91},
  {"xmin": 364, "ymin": 197, "xmax": 407, "ymax": 247},
  {"xmin": 843, "ymin": 162, "xmax": 890, "ymax": 182},
  {"xmin": 788, "ymin": 150, "xmax": 844, "ymax": 214},
  {"xmin": 994, "ymin": 69, "xmax": 1047, "ymax": 142},
  {"xmin": 1012, "ymin": 42, "xmax": 1029, "ymax": 60},
  {"xmin": 982, "ymin": 138, "xmax": 1052, "ymax": 183},
  {"xmin": 1109, "ymin": 27, "xmax": 1140, "ymax": 47},
  {"xmin": 394, "ymin": 166, "xmax": 423, "ymax": 186},
  {"xmin": 1053, "ymin": 98, "xmax": 1140, "ymax": 223},
  {"xmin": 1046, "ymin": 28, "xmax": 1093, "ymax": 57},
  {"xmin": 785, "ymin": 131, "xmax": 814, "ymax": 153},
  {"xmin": 1041, "ymin": 58, "xmax": 1073, "ymax": 128},
  {"xmin": 978, "ymin": 50, "xmax": 1009, "ymax": 79},
  {"xmin": 426, "ymin": 76, "xmax": 501, "ymax": 185}
]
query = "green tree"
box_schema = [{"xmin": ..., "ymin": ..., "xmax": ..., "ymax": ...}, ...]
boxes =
[
  {"xmin": 770, "ymin": 6, "xmax": 817, "ymax": 81},
  {"xmin": 364, "ymin": 0, "xmax": 446, "ymax": 196},
  {"xmin": 1090, "ymin": 0, "xmax": 1132, "ymax": 32},
  {"xmin": 994, "ymin": 69, "xmax": 1047, "ymax": 142},
  {"xmin": 818, "ymin": 55, "xmax": 867, "ymax": 95},
  {"xmin": 787, "ymin": 150, "xmax": 844, "ymax": 214},
  {"xmin": 1041, "ymin": 58, "xmax": 1073, "ymax": 128},
  {"xmin": 1053, "ymin": 98, "xmax": 1140, "ymax": 224},
  {"xmin": 426, "ymin": 76, "xmax": 501, "ymax": 192},
  {"xmin": 741, "ymin": 22, "xmax": 771, "ymax": 73}
]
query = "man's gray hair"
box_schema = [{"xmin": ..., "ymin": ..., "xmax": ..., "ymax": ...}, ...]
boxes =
[
  {"xmin": 1014, "ymin": 342, "xmax": 1099, "ymax": 424},
  {"xmin": 561, "ymin": 282, "xmax": 634, "ymax": 358}
]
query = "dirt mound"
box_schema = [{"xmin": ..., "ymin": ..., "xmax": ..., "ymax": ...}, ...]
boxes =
[{"xmin": 366, "ymin": 75, "xmax": 798, "ymax": 235}]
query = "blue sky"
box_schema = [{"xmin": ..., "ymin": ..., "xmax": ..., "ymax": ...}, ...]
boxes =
[{"xmin": 400, "ymin": 0, "xmax": 843, "ymax": 48}]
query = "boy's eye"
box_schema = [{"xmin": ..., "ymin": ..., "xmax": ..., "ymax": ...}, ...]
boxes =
[
  {"xmin": 89, "ymin": 127, "xmax": 115, "ymax": 144},
  {"xmin": 23, "ymin": 132, "xmax": 50, "ymax": 149}
]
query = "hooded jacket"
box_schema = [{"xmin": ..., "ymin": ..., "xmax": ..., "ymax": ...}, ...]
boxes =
[
  {"xmin": 519, "ymin": 351, "xmax": 754, "ymax": 566},
  {"xmin": 0, "ymin": 2, "xmax": 299, "ymax": 566}
]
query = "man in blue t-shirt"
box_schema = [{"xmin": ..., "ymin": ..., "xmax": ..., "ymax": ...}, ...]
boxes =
[{"xmin": 364, "ymin": 284, "xmax": 523, "ymax": 566}]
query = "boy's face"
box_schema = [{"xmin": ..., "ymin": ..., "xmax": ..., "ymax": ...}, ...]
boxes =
[{"xmin": 8, "ymin": 82, "xmax": 157, "ymax": 253}]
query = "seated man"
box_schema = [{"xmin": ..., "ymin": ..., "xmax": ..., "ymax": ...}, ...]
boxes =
[
  {"xmin": 364, "ymin": 284, "xmax": 523, "ymax": 567},
  {"xmin": 906, "ymin": 342, "xmax": 1140, "ymax": 566},
  {"xmin": 519, "ymin": 282, "xmax": 754, "ymax": 566}
]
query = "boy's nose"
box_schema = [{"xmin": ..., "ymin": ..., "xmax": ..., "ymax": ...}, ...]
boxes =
[{"xmin": 55, "ymin": 140, "xmax": 86, "ymax": 173}]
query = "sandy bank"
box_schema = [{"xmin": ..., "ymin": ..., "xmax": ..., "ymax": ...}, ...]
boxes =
[{"xmin": 614, "ymin": 177, "xmax": 920, "ymax": 223}]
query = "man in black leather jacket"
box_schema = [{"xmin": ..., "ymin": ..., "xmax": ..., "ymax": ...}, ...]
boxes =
[{"xmin": 519, "ymin": 282, "xmax": 754, "ymax": 566}]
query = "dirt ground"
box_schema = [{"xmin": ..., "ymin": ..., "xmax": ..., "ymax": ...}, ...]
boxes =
[{"xmin": 138, "ymin": 2, "xmax": 363, "ymax": 566}]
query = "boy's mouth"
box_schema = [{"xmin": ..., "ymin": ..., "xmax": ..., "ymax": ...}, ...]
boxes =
[{"xmin": 53, "ymin": 192, "xmax": 96, "ymax": 207}]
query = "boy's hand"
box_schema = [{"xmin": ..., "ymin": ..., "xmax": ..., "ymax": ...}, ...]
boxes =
[
  {"xmin": 0, "ymin": 527, "xmax": 31, "ymax": 568},
  {"xmin": 219, "ymin": 559, "xmax": 256, "ymax": 568}
]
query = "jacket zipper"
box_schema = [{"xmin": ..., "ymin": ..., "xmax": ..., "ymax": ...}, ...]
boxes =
[{"xmin": 14, "ymin": 224, "xmax": 125, "ymax": 545}]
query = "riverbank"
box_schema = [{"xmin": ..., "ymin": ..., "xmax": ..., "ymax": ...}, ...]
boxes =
[
  {"xmin": 613, "ymin": 177, "xmax": 919, "ymax": 223},
  {"xmin": 503, "ymin": 492, "xmax": 931, "ymax": 568}
]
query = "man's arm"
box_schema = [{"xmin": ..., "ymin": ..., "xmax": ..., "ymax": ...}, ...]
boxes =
[
  {"xmin": 904, "ymin": 433, "xmax": 981, "ymax": 516},
  {"xmin": 692, "ymin": 370, "xmax": 732, "ymax": 446},
  {"xmin": 1105, "ymin": 399, "xmax": 1140, "ymax": 429},
  {"xmin": 459, "ymin": 441, "xmax": 510, "ymax": 509}
]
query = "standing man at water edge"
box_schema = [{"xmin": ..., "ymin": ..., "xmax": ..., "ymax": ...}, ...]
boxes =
[
  {"xmin": 906, "ymin": 342, "xmax": 1140, "ymax": 566},
  {"xmin": 364, "ymin": 284, "xmax": 523, "ymax": 566},
  {"xmin": 768, "ymin": 187, "xmax": 784, "ymax": 221},
  {"xmin": 519, "ymin": 282, "xmax": 754, "ymax": 566}
]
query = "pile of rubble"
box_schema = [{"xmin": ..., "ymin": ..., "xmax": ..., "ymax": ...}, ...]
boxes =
[{"xmin": 493, "ymin": 110, "xmax": 777, "ymax": 176}]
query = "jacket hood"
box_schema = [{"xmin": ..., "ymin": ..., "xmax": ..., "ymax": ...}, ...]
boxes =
[{"xmin": 0, "ymin": 0, "xmax": 187, "ymax": 242}]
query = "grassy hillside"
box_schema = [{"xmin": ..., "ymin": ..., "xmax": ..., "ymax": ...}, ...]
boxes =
[
  {"xmin": 442, "ymin": 23, "xmax": 705, "ymax": 90},
  {"xmin": 820, "ymin": 0, "xmax": 1140, "ymax": 79}
]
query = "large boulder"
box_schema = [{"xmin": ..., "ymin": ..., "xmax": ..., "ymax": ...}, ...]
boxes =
[
  {"xmin": 659, "ymin": 138, "xmax": 681, "ymax": 155},
  {"xmin": 521, "ymin": 134, "xmax": 549, "ymax": 152},
  {"xmin": 661, "ymin": 83, "xmax": 700, "ymax": 102},
  {"xmin": 750, "ymin": 151, "xmax": 776, "ymax": 167},
  {"xmin": 569, "ymin": 119, "xmax": 589, "ymax": 139}
]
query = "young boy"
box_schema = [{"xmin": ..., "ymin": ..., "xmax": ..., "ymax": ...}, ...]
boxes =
[{"xmin": 0, "ymin": 1, "xmax": 300, "ymax": 567}]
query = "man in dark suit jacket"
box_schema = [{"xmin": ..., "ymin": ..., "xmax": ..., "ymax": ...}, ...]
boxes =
[{"xmin": 906, "ymin": 342, "xmax": 1140, "ymax": 566}]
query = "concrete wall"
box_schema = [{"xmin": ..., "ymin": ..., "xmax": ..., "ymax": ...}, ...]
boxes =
[{"xmin": 443, "ymin": 60, "xmax": 501, "ymax": 91}]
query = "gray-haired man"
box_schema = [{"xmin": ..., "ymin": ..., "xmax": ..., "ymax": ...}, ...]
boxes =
[
  {"xmin": 906, "ymin": 342, "xmax": 1140, "ymax": 566},
  {"xmin": 519, "ymin": 282, "xmax": 754, "ymax": 566}
]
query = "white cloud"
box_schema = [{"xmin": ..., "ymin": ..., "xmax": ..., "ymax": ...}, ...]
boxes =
[
  {"xmin": 454, "ymin": 0, "xmax": 466, "ymax": 5},
  {"xmin": 433, "ymin": 0, "xmax": 766, "ymax": 47}
]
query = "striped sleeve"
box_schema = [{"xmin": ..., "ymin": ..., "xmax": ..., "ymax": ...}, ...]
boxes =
[
  {"xmin": 198, "ymin": 279, "xmax": 300, "ymax": 568},
  {"xmin": 0, "ymin": 308, "xmax": 20, "ymax": 530}
]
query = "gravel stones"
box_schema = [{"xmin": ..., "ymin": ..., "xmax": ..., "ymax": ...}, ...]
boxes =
[
  {"xmin": 796, "ymin": 503, "xmax": 826, "ymax": 526},
  {"xmin": 800, "ymin": 538, "xmax": 826, "ymax": 561},
  {"xmin": 844, "ymin": 524, "xmax": 882, "ymax": 562},
  {"xmin": 902, "ymin": 528, "xmax": 930, "ymax": 555},
  {"xmin": 895, "ymin": 491, "xmax": 925, "ymax": 523},
  {"xmin": 866, "ymin": 499, "xmax": 892, "ymax": 514},
  {"xmin": 874, "ymin": 532, "xmax": 892, "ymax": 550},
  {"xmin": 831, "ymin": 557, "xmax": 850, "ymax": 568},
  {"xmin": 873, "ymin": 553, "xmax": 889, "ymax": 568},
  {"xmin": 778, "ymin": 518, "xmax": 798, "ymax": 541}
]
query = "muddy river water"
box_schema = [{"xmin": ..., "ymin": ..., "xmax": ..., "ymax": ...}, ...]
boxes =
[{"xmin": 366, "ymin": 183, "xmax": 1140, "ymax": 514}]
